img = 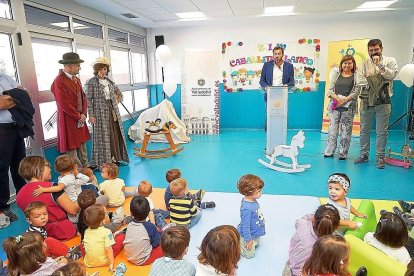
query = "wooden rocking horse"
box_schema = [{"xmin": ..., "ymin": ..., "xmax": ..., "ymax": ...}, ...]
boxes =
[{"xmin": 134, "ymin": 120, "xmax": 184, "ymax": 159}]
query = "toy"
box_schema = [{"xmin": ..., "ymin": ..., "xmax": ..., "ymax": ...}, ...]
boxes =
[
  {"xmin": 258, "ymin": 130, "xmax": 311, "ymax": 173},
  {"xmin": 385, "ymin": 144, "xmax": 413, "ymax": 168}
]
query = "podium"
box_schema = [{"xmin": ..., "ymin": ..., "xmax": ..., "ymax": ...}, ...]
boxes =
[{"xmin": 266, "ymin": 86, "xmax": 288, "ymax": 155}]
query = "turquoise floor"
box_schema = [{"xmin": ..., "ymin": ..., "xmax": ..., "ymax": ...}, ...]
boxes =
[{"xmin": 1, "ymin": 129, "xmax": 413, "ymax": 260}]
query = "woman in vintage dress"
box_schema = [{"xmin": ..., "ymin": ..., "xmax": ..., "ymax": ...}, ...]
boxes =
[{"xmin": 84, "ymin": 57, "xmax": 129, "ymax": 167}]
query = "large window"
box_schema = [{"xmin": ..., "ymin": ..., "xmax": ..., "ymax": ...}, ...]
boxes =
[
  {"xmin": 0, "ymin": 0, "xmax": 11, "ymax": 19},
  {"xmin": 131, "ymin": 52, "xmax": 147, "ymax": 83},
  {"xmin": 0, "ymin": 33, "xmax": 16, "ymax": 79},
  {"xmin": 24, "ymin": 5, "xmax": 70, "ymax": 32},
  {"xmin": 31, "ymin": 37, "xmax": 71, "ymax": 91},
  {"xmin": 73, "ymin": 18, "xmax": 102, "ymax": 39},
  {"xmin": 77, "ymin": 44, "xmax": 104, "ymax": 84},
  {"xmin": 110, "ymin": 48, "xmax": 130, "ymax": 84}
]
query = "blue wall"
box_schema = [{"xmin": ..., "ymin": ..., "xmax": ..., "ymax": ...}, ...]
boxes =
[{"xmin": 150, "ymin": 80, "xmax": 412, "ymax": 130}]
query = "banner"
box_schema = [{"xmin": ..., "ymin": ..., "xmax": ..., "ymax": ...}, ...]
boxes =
[
  {"xmin": 220, "ymin": 39, "xmax": 321, "ymax": 92},
  {"xmin": 321, "ymin": 39, "xmax": 370, "ymax": 135},
  {"xmin": 181, "ymin": 49, "xmax": 220, "ymax": 134}
]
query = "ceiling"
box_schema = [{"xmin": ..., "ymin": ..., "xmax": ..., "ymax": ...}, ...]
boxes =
[{"xmin": 71, "ymin": 0, "xmax": 414, "ymax": 28}]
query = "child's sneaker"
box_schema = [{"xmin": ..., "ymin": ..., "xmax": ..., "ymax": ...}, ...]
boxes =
[
  {"xmin": 195, "ymin": 189, "xmax": 205, "ymax": 201},
  {"xmin": 200, "ymin": 201, "xmax": 216, "ymax": 209},
  {"xmin": 68, "ymin": 244, "xmax": 82, "ymax": 260},
  {"xmin": 114, "ymin": 263, "xmax": 127, "ymax": 276},
  {"xmin": 112, "ymin": 207, "xmax": 125, "ymax": 224},
  {"xmin": 399, "ymin": 200, "xmax": 414, "ymax": 213},
  {"xmin": 162, "ymin": 222, "xmax": 176, "ymax": 231}
]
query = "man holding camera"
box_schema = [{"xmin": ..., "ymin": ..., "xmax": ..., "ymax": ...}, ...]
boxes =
[{"xmin": 354, "ymin": 39, "xmax": 398, "ymax": 169}]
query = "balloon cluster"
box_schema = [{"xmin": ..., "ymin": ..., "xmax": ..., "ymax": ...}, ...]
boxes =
[{"xmin": 155, "ymin": 45, "xmax": 177, "ymax": 97}]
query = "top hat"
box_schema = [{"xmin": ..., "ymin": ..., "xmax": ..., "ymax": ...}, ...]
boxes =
[
  {"xmin": 92, "ymin": 57, "xmax": 111, "ymax": 67},
  {"xmin": 58, "ymin": 52, "xmax": 84, "ymax": 64}
]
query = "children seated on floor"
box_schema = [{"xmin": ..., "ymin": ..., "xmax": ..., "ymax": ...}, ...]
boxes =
[
  {"xmin": 364, "ymin": 211, "xmax": 411, "ymax": 265},
  {"xmin": 123, "ymin": 196, "xmax": 164, "ymax": 265},
  {"xmin": 236, "ymin": 174, "xmax": 265, "ymax": 258},
  {"xmin": 125, "ymin": 180, "xmax": 156, "ymax": 224},
  {"xmin": 327, "ymin": 172, "xmax": 366, "ymax": 233},
  {"xmin": 83, "ymin": 204, "xmax": 125, "ymax": 271},
  {"xmin": 302, "ymin": 235, "xmax": 351, "ymax": 276},
  {"xmin": 149, "ymin": 226, "xmax": 196, "ymax": 276},
  {"xmin": 3, "ymin": 232, "xmax": 68, "ymax": 276},
  {"xmin": 284, "ymin": 204, "xmax": 340, "ymax": 276},
  {"xmin": 196, "ymin": 225, "xmax": 241, "ymax": 275},
  {"xmin": 24, "ymin": 201, "xmax": 81, "ymax": 260},
  {"xmin": 168, "ymin": 178, "xmax": 202, "ymax": 229},
  {"xmin": 99, "ymin": 163, "xmax": 131, "ymax": 207}
]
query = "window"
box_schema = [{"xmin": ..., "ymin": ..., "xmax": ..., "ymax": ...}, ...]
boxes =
[
  {"xmin": 73, "ymin": 18, "xmax": 102, "ymax": 39},
  {"xmin": 134, "ymin": 89, "xmax": 149, "ymax": 111},
  {"xmin": 119, "ymin": 91, "xmax": 133, "ymax": 117},
  {"xmin": 0, "ymin": 0, "xmax": 11, "ymax": 19},
  {"xmin": 77, "ymin": 44, "xmax": 104, "ymax": 84},
  {"xmin": 31, "ymin": 37, "xmax": 71, "ymax": 91},
  {"xmin": 108, "ymin": 28, "xmax": 128, "ymax": 44},
  {"xmin": 110, "ymin": 48, "xmax": 130, "ymax": 84},
  {"xmin": 39, "ymin": 101, "xmax": 57, "ymax": 141},
  {"xmin": 131, "ymin": 52, "xmax": 147, "ymax": 83},
  {"xmin": 130, "ymin": 34, "xmax": 144, "ymax": 48},
  {"xmin": 24, "ymin": 5, "xmax": 70, "ymax": 32},
  {"xmin": 0, "ymin": 33, "xmax": 16, "ymax": 80}
]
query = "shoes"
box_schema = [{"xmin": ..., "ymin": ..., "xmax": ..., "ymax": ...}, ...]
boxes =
[
  {"xmin": 399, "ymin": 200, "xmax": 413, "ymax": 213},
  {"xmin": 393, "ymin": 206, "xmax": 414, "ymax": 230},
  {"xmin": 161, "ymin": 222, "xmax": 176, "ymax": 231},
  {"xmin": 324, "ymin": 154, "xmax": 333, "ymax": 158},
  {"xmin": 356, "ymin": 266, "xmax": 367, "ymax": 276},
  {"xmin": 376, "ymin": 158, "xmax": 385, "ymax": 169},
  {"xmin": 338, "ymin": 155, "xmax": 347, "ymax": 160},
  {"xmin": 393, "ymin": 206, "xmax": 409, "ymax": 218},
  {"xmin": 200, "ymin": 201, "xmax": 216, "ymax": 209},
  {"xmin": 114, "ymin": 263, "xmax": 127, "ymax": 276},
  {"xmin": 0, "ymin": 209, "xmax": 18, "ymax": 222},
  {"xmin": 68, "ymin": 244, "xmax": 82, "ymax": 260},
  {"xmin": 354, "ymin": 155, "xmax": 368, "ymax": 164}
]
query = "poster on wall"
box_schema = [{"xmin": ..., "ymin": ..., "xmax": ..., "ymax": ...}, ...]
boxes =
[
  {"xmin": 321, "ymin": 39, "xmax": 370, "ymax": 135},
  {"xmin": 181, "ymin": 49, "xmax": 220, "ymax": 135},
  {"xmin": 220, "ymin": 39, "xmax": 321, "ymax": 92}
]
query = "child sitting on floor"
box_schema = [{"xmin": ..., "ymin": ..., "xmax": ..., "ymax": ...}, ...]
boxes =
[
  {"xmin": 83, "ymin": 204, "xmax": 125, "ymax": 271},
  {"xmin": 284, "ymin": 204, "xmax": 340, "ymax": 276},
  {"xmin": 196, "ymin": 225, "xmax": 241, "ymax": 275},
  {"xmin": 237, "ymin": 174, "xmax": 265, "ymax": 259},
  {"xmin": 327, "ymin": 172, "xmax": 366, "ymax": 233},
  {"xmin": 149, "ymin": 226, "xmax": 196, "ymax": 276},
  {"xmin": 3, "ymin": 232, "xmax": 68, "ymax": 276},
  {"xmin": 125, "ymin": 180, "xmax": 157, "ymax": 224},
  {"xmin": 24, "ymin": 201, "xmax": 81, "ymax": 260},
  {"xmin": 99, "ymin": 163, "xmax": 129, "ymax": 207},
  {"xmin": 364, "ymin": 211, "xmax": 411, "ymax": 265},
  {"xmin": 124, "ymin": 196, "xmax": 164, "ymax": 265},
  {"xmin": 169, "ymin": 178, "xmax": 202, "ymax": 229},
  {"xmin": 302, "ymin": 235, "xmax": 351, "ymax": 276}
]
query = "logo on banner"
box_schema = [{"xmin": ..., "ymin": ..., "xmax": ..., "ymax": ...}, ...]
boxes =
[{"xmin": 198, "ymin": 79, "xmax": 206, "ymax": 86}]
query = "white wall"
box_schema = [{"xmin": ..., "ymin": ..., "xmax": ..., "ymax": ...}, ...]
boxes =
[{"xmin": 147, "ymin": 11, "xmax": 414, "ymax": 85}]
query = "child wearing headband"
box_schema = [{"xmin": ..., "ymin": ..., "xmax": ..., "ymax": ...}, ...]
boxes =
[{"xmin": 327, "ymin": 173, "xmax": 366, "ymax": 233}]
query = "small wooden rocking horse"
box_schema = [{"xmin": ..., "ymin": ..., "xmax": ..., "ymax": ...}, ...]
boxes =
[
  {"xmin": 134, "ymin": 120, "xmax": 183, "ymax": 159},
  {"xmin": 258, "ymin": 130, "xmax": 311, "ymax": 173}
]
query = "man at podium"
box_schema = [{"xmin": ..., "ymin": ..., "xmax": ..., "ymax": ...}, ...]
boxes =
[{"xmin": 259, "ymin": 46, "xmax": 294, "ymax": 91}]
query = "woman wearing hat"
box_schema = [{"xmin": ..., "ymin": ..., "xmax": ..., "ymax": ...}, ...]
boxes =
[{"xmin": 84, "ymin": 57, "xmax": 129, "ymax": 167}]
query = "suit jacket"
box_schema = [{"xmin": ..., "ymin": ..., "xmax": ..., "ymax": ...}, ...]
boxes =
[
  {"xmin": 51, "ymin": 70, "xmax": 90, "ymax": 152},
  {"xmin": 259, "ymin": 60, "xmax": 295, "ymax": 88}
]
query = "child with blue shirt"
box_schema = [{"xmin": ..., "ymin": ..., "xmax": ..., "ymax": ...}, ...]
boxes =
[{"xmin": 237, "ymin": 174, "xmax": 265, "ymax": 259}]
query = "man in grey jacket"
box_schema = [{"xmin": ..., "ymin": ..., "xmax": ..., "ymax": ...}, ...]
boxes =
[{"xmin": 354, "ymin": 39, "xmax": 398, "ymax": 169}]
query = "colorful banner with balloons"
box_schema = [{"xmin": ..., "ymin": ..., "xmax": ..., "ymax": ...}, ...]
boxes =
[
  {"xmin": 321, "ymin": 39, "xmax": 370, "ymax": 135},
  {"xmin": 220, "ymin": 39, "xmax": 321, "ymax": 93},
  {"xmin": 181, "ymin": 49, "xmax": 220, "ymax": 134}
]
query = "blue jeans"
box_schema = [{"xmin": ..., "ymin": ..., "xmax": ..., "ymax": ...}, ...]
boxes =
[
  {"xmin": 153, "ymin": 209, "xmax": 170, "ymax": 228},
  {"xmin": 187, "ymin": 208, "xmax": 202, "ymax": 229}
]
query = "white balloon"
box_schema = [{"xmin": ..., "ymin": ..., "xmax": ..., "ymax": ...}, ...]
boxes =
[
  {"xmin": 399, "ymin": 64, "xmax": 414, "ymax": 87},
  {"xmin": 155, "ymin": 45, "xmax": 172, "ymax": 66},
  {"xmin": 163, "ymin": 81, "xmax": 177, "ymax": 97}
]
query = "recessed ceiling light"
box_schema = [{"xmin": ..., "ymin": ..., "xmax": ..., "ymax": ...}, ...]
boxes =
[
  {"xmin": 264, "ymin": 6, "xmax": 294, "ymax": 14},
  {"xmin": 355, "ymin": 0, "xmax": 397, "ymax": 10},
  {"xmin": 175, "ymin": 12, "xmax": 206, "ymax": 19}
]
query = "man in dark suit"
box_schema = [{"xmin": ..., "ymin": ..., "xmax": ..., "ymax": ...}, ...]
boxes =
[{"xmin": 260, "ymin": 46, "xmax": 295, "ymax": 90}]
